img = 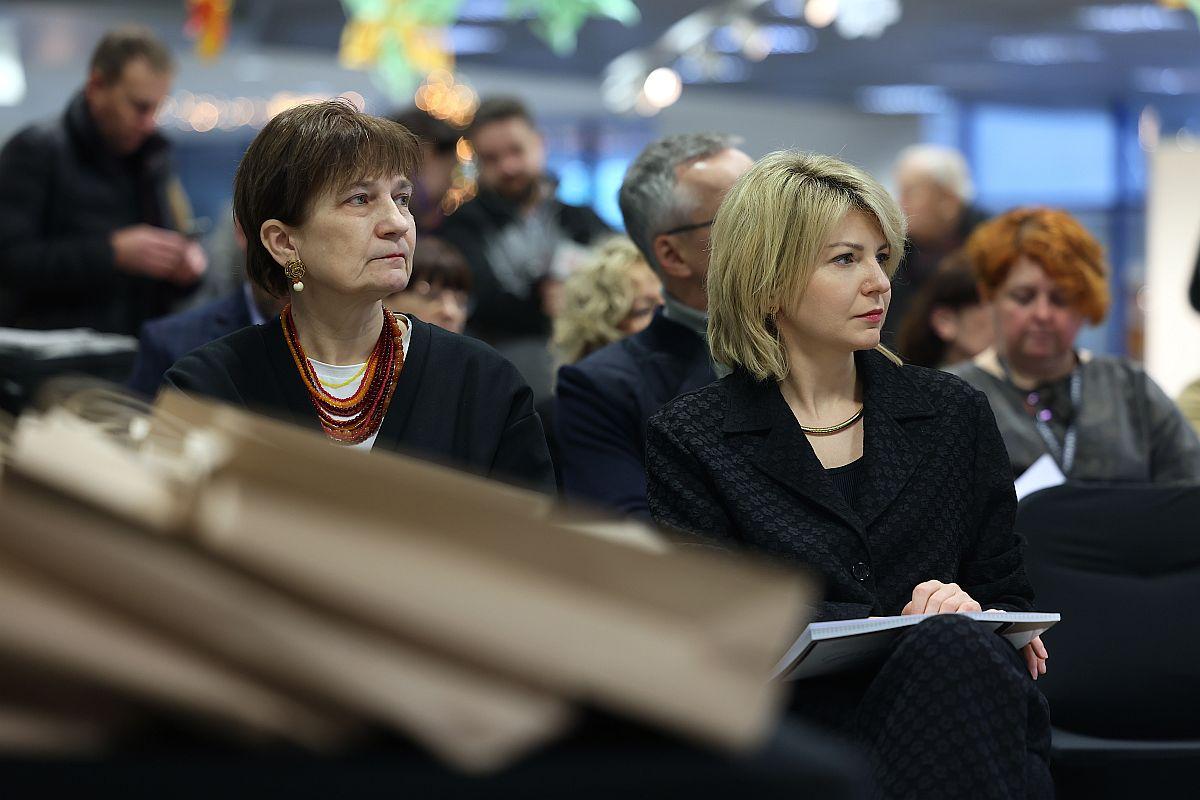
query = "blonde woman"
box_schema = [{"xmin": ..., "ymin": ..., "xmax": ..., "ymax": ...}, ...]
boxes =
[
  {"xmin": 645, "ymin": 151, "xmax": 1051, "ymax": 799},
  {"xmin": 551, "ymin": 237, "xmax": 663, "ymax": 365}
]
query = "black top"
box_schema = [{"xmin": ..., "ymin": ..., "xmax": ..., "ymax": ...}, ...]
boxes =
[
  {"xmin": 825, "ymin": 458, "xmax": 864, "ymax": 509},
  {"xmin": 646, "ymin": 349, "xmax": 1033, "ymax": 622},
  {"xmin": 0, "ymin": 92, "xmax": 193, "ymax": 333},
  {"xmin": 164, "ymin": 315, "xmax": 556, "ymax": 493},
  {"xmin": 554, "ymin": 309, "xmax": 715, "ymax": 517}
]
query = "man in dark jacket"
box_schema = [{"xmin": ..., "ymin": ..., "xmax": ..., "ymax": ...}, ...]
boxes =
[
  {"xmin": 440, "ymin": 96, "xmax": 609, "ymax": 398},
  {"xmin": 0, "ymin": 26, "xmax": 205, "ymax": 335},
  {"xmin": 884, "ymin": 145, "xmax": 987, "ymax": 350},
  {"xmin": 128, "ymin": 282, "xmax": 284, "ymax": 399},
  {"xmin": 554, "ymin": 133, "xmax": 752, "ymax": 517}
]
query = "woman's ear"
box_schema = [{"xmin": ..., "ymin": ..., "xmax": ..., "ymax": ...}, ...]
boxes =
[{"xmin": 260, "ymin": 219, "xmax": 296, "ymax": 267}]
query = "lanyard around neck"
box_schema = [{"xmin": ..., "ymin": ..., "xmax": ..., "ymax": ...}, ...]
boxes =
[{"xmin": 999, "ymin": 359, "xmax": 1083, "ymax": 475}]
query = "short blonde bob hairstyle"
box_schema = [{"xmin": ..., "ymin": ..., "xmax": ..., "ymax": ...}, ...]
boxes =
[
  {"xmin": 708, "ymin": 150, "xmax": 906, "ymax": 381},
  {"xmin": 552, "ymin": 237, "xmax": 654, "ymax": 365}
]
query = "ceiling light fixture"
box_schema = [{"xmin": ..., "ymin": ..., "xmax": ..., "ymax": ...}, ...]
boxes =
[
  {"xmin": 1078, "ymin": 4, "xmax": 1190, "ymax": 33},
  {"xmin": 643, "ymin": 67, "xmax": 683, "ymax": 109},
  {"xmin": 990, "ymin": 34, "xmax": 1104, "ymax": 65},
  {"xmin": 805, "ymin": 0, "xmax": 839, "ymax": 29},
  {"xmin": 857, "ymin": 84, "xmax": 949, "ymax": 114}
]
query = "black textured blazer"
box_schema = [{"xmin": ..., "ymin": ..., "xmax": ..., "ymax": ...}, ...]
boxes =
[
  {"xmin": 164, "ymin": 315, "xmax": 555, "ymax": 493},
  {"xmin": 646, "ymin": 349, "xmax": 1034, "ymax": 622}
]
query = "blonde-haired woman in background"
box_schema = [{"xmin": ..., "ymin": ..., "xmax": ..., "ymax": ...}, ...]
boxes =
[
  {"xmin": 551, "ymin": 237, "xmax": 663, "ymax": 366},
  {"xmin": 645, "ymin": 150, "xmax": 1052, "ymax": 799}
]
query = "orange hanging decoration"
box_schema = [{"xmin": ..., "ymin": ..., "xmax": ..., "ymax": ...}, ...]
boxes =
[{"xmin": 185, "ymin": 0, "xmax": 234, "ymax": 61}]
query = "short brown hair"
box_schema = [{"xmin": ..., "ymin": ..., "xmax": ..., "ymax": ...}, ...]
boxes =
[
  {"xmin": 966, "ymin": 207, "xmax": 1109, "ymax": 324},
  {"xmin": 391, "ymin": 106, "xmax": 460, "ymax": 156},
  {"xmin": 89, "ymin": 26, "xmax": 174, "ymax": 84},
  {"xmin": 896, "ymin": 251, "xmax": 982, "ymax": 368},
  {"xmin": 406, "ymin": 237, "xmax": 472, "ymax": 292},
  {"xmin": 234, "ymin": 100, "xmax": 420, "ymax": 297},
  {"xmin": 467, "ymin": 96, "xmax": 534, "ymax": 139}
]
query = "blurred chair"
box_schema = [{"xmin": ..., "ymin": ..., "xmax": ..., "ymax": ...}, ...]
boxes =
[
  {"xmin": 0, "ymin": 713, "xmax": 872, "ymax": 799},
  {"xmin": 1015, "ymin": 482, "xmax": 1200, "ymax": 799}
]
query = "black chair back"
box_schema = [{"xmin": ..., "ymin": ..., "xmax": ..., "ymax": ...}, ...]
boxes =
[{"xmin": 1016, "ymin": 482, "xmax": 1200, "ymax": 739}]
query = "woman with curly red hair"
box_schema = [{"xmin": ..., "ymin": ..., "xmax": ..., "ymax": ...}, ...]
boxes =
[{"xmin": 950, "ymin": 207, "xmax": 1200, "ymax": 482}]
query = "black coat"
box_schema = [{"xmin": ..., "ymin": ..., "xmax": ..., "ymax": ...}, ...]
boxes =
[
  {"xmin": 164, "ymin": 315, "xmax": 556, "ymax": 493},
  {"xmin": 646, "ymin": 349, "xmax": 1033, "ymax": 622},
  {"xmin": 555, "ymin": 310, "xmax": 715, "ymax": 517},
  {"xmin": 0, "ymin": 92, "xmax": 193, "ymax": 334}
]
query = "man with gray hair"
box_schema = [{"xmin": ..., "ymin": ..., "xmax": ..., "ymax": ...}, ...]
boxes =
[
  {"xmin": 886, "ymin": 144, "xmax": 988, "ymax": 345},
  {"xmin": 555, "ymin": 133, "xmax": 752, "ymax": 515}
]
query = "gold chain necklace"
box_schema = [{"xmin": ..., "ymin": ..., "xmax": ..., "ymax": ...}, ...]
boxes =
[{"xmin": 798, "ymin": 406, "xmax": 864, "ymax": 436}]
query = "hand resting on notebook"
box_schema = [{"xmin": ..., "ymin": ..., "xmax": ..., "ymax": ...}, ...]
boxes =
[
  {"xmin": 899, "ymin": 580, "xmax": 1049, "ymax": 680},
  {"xmin": 900, "ymin": 580, "xmax": 982, "ymax": 615}
]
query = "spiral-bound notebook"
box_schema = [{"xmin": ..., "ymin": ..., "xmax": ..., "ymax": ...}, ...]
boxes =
[{"xmin": 773, "ymin": 612, "xmax": 1060, "ymax": 681}]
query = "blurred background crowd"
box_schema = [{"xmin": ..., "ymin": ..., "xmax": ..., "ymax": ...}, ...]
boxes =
[
  {"xmin": 1, "ymin": 1, "xmax": 1199, "ymax": 418},
  {"xmin": 3, "ymin": 0, "xmax": 1200, "ymax": 796}
]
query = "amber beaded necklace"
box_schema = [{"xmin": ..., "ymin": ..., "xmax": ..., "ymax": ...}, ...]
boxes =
[{"xmin": 281, "ymin": 303, "xmax": 405, "ymax": 445}]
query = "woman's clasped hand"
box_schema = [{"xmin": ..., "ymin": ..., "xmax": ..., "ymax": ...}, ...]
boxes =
[
  {"xmin": 899, "ymin": 580, "xmax": 981, "ymax": 614},
  {"xmin": 899, "ymin": 579, "xmax": 1048, "ymax": 680}
]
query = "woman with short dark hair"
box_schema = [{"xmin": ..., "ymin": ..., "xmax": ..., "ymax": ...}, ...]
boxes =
[
  {"xmin": 895, "ymin": 251, "xmax": 992, "ymax": 368},
  {"xmin": 166, "ymin": 100, "xmax": 553, "ymax": 490},
  {"xmin": 384, "ymin": 236, "xmax": 471, "ymax": 334}
]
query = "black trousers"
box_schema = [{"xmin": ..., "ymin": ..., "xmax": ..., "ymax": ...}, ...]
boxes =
[{"xmin": 789, "ymin": 614, "xmax": 1053, "ymax": 800}]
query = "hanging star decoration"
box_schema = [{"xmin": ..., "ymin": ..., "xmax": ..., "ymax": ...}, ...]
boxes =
[
  {"xmin": 1160, "ymin": 0, "xmax": 1200, "ymax": 26},
  {"xmin": 339, "ymin": 0, "xmax": 642, "ymax": 102},
  {"xmin": 185, "ymin": 0, "xmax": 233, "ymax": 60},
  {"xmin": 339, "ymin": 0, "xmax": 461, "ymax": 99},
  {"xmin": 508, "ymin": 0, "xmax": 640, "ymax": 55}
]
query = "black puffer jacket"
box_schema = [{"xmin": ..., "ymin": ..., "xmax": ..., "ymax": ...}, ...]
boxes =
[{"xmin": 0, "ymin": 92, "xmax": 192, "ymax": 334}]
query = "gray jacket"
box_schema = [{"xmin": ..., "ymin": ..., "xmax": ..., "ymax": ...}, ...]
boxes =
[{"xmin": 948, "ymin": 349, "xmax": 1200, "ymax": 483}]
